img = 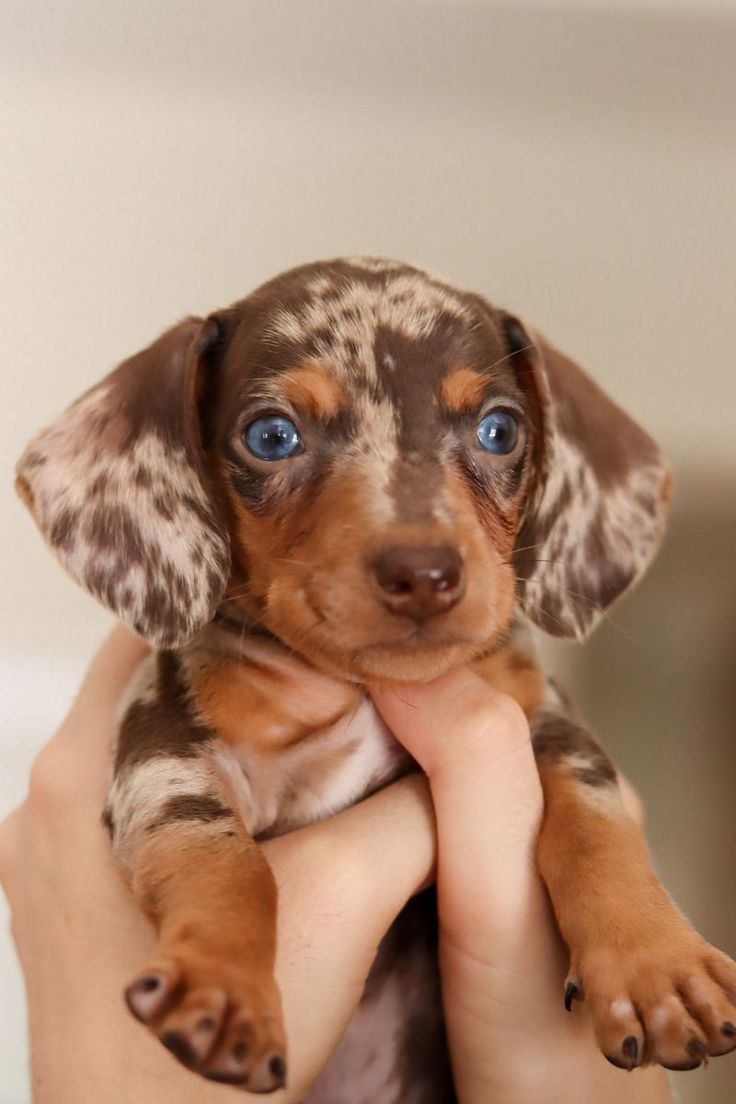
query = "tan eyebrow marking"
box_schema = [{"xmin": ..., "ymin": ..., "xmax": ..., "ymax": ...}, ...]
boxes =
[
  {"xmin": 440, "ymin": 366, "xmax": 487, "ymax": 412},
  {"xmin": 280, "ymin": 361, "xmax": 344, "ymax": 420}
]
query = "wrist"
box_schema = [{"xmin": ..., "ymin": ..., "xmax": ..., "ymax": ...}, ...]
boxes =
[
  {"xmin": 438, "ymin": 938, "xmax": 672, "ymax": 1104},
  {"xmin": 448, "ymin": 1021, "xmax": 672, "ymax": 1104}
]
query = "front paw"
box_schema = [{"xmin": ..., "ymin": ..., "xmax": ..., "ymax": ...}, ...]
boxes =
[
  {"xmin": 125, "ymin": 952, "xmax": 287, "ymax": 1092},
  {"xmin": 564, "ymin": 917, "xmax": 736, "ymax": 1072}
]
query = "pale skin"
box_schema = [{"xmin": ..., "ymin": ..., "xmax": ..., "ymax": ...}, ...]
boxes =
[{"xmin": 0, "ymin": 629, "xmax": 671, "ymax": 1103}]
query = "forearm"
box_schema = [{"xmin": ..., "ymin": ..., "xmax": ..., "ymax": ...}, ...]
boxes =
[
  {"xmin": 373, "ymin": 673, "xmax": 674, "ymax": 1104},
  {"xmin": 447, "ymin": 994, "xmax": 673, "ymax": 1104}
]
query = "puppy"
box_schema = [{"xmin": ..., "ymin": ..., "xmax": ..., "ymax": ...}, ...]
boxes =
[{"xmin": 16, "ymin": 257, "xmax": 736, "ymax": 1097}]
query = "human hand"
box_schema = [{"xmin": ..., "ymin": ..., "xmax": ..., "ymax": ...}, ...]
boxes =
[
  {"xmin": 0, "ymin": 628, "xmax": 436, "ymax": 1103},
  {"xmin": 372, "ymin": 669, "xmax": 671, "ymax": 1104},
  {"xmin": 0, "ymin": 629, "xmax": 670, "ymax": 1104}
]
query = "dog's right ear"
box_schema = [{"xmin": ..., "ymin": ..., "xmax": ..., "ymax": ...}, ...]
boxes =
[
  {"xmin": 502, "ymin": 316, "xmax": 672, "ymax": 640},
  {"xmin": 16, "ymin": 317, "xmax": 231, "ymax": 648}
]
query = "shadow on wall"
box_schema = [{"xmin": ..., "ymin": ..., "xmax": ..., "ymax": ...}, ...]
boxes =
[{"xmin": 546, "ymin": 475, "xmax": 736, "ymax": 1104}]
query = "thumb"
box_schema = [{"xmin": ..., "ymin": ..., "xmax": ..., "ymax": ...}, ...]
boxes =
[
  {"xmin": 371, "ymin": 667, "xmax": 544, "ymax": 945},
  {"xmin": 370, "ymin": 665, "xmax": 534, "ymax": 777}
]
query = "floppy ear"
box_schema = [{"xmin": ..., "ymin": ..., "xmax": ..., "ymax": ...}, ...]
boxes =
[
  {"xmin": 16, "ymin": 318, "xmax": 231, "ymax": 649},
  {"xmin": 507, "ymin": 319, "xmax": 672, "ymax": 640}
]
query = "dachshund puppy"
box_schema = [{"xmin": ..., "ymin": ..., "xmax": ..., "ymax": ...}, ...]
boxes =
[{"xmin": 16, "ymin": 257, "xmax": 736, "ymax": 1097}]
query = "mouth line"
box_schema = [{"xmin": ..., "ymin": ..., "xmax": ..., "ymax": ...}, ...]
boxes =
[{"xmin": 360, "ymin": 632, "xmax": 472, "ymax": 653}]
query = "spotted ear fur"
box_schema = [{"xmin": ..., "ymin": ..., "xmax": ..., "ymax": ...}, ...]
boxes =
[
  {"xmin": 16, "ymin": 318, "xmax": 231, "ymax": 648},
  {"xmin": 508, "ymin": 319, "xmax": 672, "ymax": 640}
]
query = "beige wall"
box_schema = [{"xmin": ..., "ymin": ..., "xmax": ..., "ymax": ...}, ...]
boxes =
[{"xmin": 1, "ymin": 2, "xmax": 735, "ymax": 1102}]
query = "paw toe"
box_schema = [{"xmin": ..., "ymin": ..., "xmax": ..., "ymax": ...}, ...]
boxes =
[
  {"xmin": 588, "ymin": 991, "xmax": 644, "ymax": 1069},
  {"xmin": 156, "ymin": 986, "xmax": 227, "ymax": 1069},
  {"xmin": 125, "ymin": 965, "xmax": 180, "ymax": 1023},
  {"xmin": 633, "ymin": 988, "xmax": 714, "ymax": 1070},
  {"xmin": 204, "ymin": 1013, "xmax": 287, "ymax": 1093}
]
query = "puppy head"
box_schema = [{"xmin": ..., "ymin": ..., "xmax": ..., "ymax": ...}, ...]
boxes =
[{"xmin": 17, "ymin": 258, "xmax": 671, "ymax": 676}]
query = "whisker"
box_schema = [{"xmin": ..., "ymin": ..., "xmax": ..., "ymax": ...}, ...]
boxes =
[
  {"xmin": 225, "ymin": 584, "xmax": 252, "ymax": 599},
  {"xmin": 485, "ymin": 343, "xmax": 538, "ymax": 374},
  {"xmin": 501, "ymin": 557, "xmax": 573, "ymax": 569},
  {"xmin": 509, "ymin": 541, "xmax": 547, "ymax": 557}
]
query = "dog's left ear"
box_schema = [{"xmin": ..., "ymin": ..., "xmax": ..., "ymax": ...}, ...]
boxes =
[
  {"xmin": 15, "ymin": 317, "xmax": 231, "ymax": 648},
  {"xmin": 505, "ymin": 316, "xmax": 672, "ymax": 640}
]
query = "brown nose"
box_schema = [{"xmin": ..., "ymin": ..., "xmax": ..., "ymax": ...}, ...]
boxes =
[{"xmin": 373, "ymin": 545, "xmax": 465, "ymax": 621}]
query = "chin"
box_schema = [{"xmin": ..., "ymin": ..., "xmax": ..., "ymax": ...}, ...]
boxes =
[
  {"xmin": 329, "ymin": 638, "xmax": 488, "ymax": 684},
  {"xmin": 264, "ymin": 595, "xmax": 501, "ymax": 683}
]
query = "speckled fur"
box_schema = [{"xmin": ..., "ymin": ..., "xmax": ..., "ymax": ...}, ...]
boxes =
[{"xmin": 17, "ymin": 257, "xmax": 736, "ymax": 1094}]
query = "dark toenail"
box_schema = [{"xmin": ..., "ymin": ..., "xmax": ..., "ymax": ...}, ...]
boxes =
[
  {"xmin": 270, "ymin": 1055, "xmax": 286, "ymax": 1080},
  {"xmin": 136, "ymin": 976, "xmax": 160, "ymax": 992},
  {"xmin": 623, "ymin": 1036, "xmax": 638, "ymax": 1068},
  {"xmin": 687, "ymin": 1038, "xmax": 707, "ymax": 1058},
  {"xmin": 723, "ymin": 1022, "xmax": 736, "ymax": 1037},
  {"xmin": 162, "ymin": 1030, "xmax": 196, "ymax": 1067},
  {"xmin": 196, "ymin": 1016, "xmax": 215, "ymax": 1033},
  {"xmin": 232, "ymin": 1040, "xmax": 249, "ymax": 1061},
  {"xmin": 564, "ymin": 981, "xmax": 580, "ymax": 1012},
  {"xmin": 605, "ymin": 1053, "xmax": 628, "ymax": 1070}
]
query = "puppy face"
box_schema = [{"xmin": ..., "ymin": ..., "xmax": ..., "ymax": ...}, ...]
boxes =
[
  {"xmin": 208, "ymin": 261, "xmax": 537, "ymax": 679},
  {"xmin": 16, "ymin": 257, "xmax": 671, "ymax": 677}
]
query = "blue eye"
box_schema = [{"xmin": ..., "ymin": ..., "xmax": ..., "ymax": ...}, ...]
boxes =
[
  {"xmin": 476, "ymin": 410, "xmax": 519, "ymax": 455},
  {"xmin": 244, "ymin": 415, "xmax": 302, "ymax": 461}
]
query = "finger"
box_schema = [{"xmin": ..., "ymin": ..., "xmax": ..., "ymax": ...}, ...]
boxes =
[
  {"xmin": 371, "ymin": 669, "xmax": 544, "ymax": 947},
  {"xmin": 261, "ymin": 773, "xmax": 436, "ymax": 1097},
  {"xmin": 27, "ymin": 627, "xmax": 149, "ymax": 803},
  {"xmin": 56, "ymin": 626, "xmax": 149, "ymax": 746},
  {"xmin": 370, "ymin": 666, "xmax": 533, "ymax": 776},
  {"xmin": 264, "ymin": 772, "xmax": 435, "ymax": 945},
  {"xmin": 0, "ymin": 807, "xmax": 22, "ymax": 900}
]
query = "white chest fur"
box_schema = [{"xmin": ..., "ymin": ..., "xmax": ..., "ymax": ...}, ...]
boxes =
[{"xmin": 213, "ymin": 696, "xmax": 412, "ymax": 839}]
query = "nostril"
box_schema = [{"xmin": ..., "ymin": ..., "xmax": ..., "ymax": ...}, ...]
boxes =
[
  {"xmin": 373, "ymin": 545, "xmax": 464, "ymax": 610},
  {"xmin": 384, "ymin": 578, "xmax": 413, "ymax": 596}
]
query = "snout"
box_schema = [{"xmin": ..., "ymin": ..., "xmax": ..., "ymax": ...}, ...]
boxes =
[{"xmin": 372, "ymin": 544, "xmax": 465, "ymax": 622}]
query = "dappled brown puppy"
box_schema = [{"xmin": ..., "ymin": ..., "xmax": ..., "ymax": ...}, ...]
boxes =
[{"xmin": 16, "ymin": 257, "xmax": 736, "ymax": 1097}]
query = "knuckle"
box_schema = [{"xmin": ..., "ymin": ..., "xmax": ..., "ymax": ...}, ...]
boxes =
[
  {"xmin": 461, "ymin": 690, "xmax": 529, "ymax": 744},
  {"xmin": 0, "ymin": 844, "xmax": 13, "ymax": 895},
  {"xmin": 0, "ymin": 814, "xmax": 20, "ymax": 895}
]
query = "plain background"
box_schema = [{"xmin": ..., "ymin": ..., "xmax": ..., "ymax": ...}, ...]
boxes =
[{"xmin": 1, "ymin": 1, "xmax": 735, "ymax": 1101}]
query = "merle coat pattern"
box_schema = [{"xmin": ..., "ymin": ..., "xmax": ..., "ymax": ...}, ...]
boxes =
[{"xmin": 16, "ymin": 258, "xmax": 736, "ymax": 1097}]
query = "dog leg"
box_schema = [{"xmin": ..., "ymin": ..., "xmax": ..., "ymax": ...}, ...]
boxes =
[
  {"xmin": 106, "ymin": 657, "xmax": 286, "ymax": 1093},
  {"xmin": 531, "ymin": 709, "xmax": 736, "ymax": 1071}
]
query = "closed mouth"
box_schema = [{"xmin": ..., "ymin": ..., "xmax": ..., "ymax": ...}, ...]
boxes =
[{"xmin": 360, "ymin": 630, "xmax": 471, "ymax": 653}]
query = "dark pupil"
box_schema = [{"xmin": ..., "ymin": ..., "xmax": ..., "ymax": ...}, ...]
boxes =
[
  {"xmin": 262, "ymin": 427, "xmax": 289, "ymax": 449},
  {"xmin": 489, "ymin": 419, "xmax": 510, "ymax": 444}
]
